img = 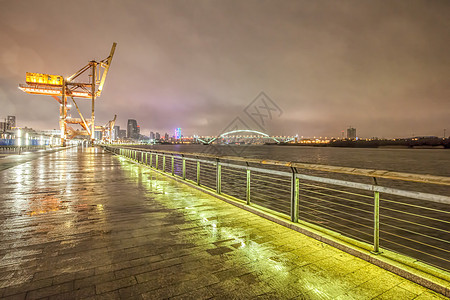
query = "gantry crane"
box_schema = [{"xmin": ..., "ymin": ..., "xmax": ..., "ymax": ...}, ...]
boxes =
[
  {"xmin": 100, "ymin": 114, "xmax": 117, "ymax": 143},
  {"xmin": 19, "ymin": 43, "xmax": 117, "ymax": 146}
]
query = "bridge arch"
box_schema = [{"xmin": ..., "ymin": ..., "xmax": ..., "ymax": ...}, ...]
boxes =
[{"xmin": 204, "ymin": 129, "xmax": 279, "ymax": 144}]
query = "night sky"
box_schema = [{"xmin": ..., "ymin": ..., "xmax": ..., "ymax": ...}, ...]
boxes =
[{"xmin": 1, "ymin": 0, "xmax": 449, "ymax": 138}]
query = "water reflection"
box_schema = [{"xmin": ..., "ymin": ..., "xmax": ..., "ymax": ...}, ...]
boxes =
[
  {"xmin": 0, "ymin": 146, "xmax": 114, "ymax": 288},
  {"xmin": 117, "ymin": 157, "xmax": 293, "ymax": 278}
]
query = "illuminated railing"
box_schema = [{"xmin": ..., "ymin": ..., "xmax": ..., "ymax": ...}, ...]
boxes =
[
  {"xmin": 104, "ymin": 145, "xmax": 450, "ymax": 273},
  {"xmin": 0, "ymin": 145, "xmax": 50, "ymax": 154}
]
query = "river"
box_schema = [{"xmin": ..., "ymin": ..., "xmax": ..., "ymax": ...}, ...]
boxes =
[{"xmin": 138, "ymin": 144, "xmax": 450, "ymax": 176}]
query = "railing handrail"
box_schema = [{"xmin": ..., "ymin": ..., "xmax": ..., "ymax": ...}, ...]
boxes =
[
  {"xmin": 106, "ymin": 145, "xmax": 450, "ymax": 288},
  {"xmin": 116, "ymin": 146, "xmax": 450, "ymax": 186}
]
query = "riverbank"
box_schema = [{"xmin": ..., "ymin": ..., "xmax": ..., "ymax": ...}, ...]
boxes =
[{"xmin": 272, "ymin": 137, "xmax": 450, "ymax": 149}]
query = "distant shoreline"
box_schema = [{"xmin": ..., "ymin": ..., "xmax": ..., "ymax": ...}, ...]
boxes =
[{"xmin": 270, "ymin": 139, "xmax": 449, "ymax": 149}]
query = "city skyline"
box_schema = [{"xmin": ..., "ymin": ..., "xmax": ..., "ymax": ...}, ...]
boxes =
[{"xmin": 1, "ymin": 1, "xmax": 449, "ymax": 138}]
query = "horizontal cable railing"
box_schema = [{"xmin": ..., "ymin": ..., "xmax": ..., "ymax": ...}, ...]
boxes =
[
  {"xmin": 0, "ymin": 145, "xmax": 51, "ymax": 154},
  {"xmin": 105, "ymin": 145, "xmax": 450, "ymax": 273}
]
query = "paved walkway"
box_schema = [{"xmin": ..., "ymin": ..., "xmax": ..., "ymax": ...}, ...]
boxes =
[{"xmin": 0, "ymin": 147, "xmax": 446, "ymax": 299}]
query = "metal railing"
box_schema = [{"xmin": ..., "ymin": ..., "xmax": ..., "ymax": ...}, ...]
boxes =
[
  {"xmin": 0, "ymin": 145, "xmax": 50, "ymax": 154},
  {"xmin": 105, "ymin": 145, "xmax": 450, "ymax": 273}
]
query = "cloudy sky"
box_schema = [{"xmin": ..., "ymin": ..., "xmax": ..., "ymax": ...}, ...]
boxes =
[{"xmin": 1, "ymin": 0, "xmax": 449, "ymax": 138}]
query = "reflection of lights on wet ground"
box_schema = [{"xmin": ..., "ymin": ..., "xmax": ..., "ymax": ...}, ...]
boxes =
[
  {"xmin": 118, "ymin": 155, "xmax": 290, "ymax": 277},
  {"xmin": 27, "ymin": 194, "xmax": 61, "ymax": 216},
  {"xmin": 14, "ymin": 165, "xmax": 25, "ymax": 188}
]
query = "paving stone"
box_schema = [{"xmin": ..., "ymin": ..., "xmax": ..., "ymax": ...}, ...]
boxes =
[
  {"xmin": 95, "ymin": 276, "xmax": 137, "ymax": 294},
  {"xmin": 48, "ymin": 286, "xmax": 96, "ymax": 300},
  {"xmin": 374, "ymin": 285, "xmax": 417, "ymax": 300},
  {"xmin": 25, "ymin": 282, "xmax": 74, "ymax": 299},
  {"xmin": 0, "ymin": 147, "xmax": 445, "ymax": 299}
]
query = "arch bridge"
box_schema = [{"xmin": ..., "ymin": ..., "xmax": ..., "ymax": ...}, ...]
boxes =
[{"xmin": 196, "ymin": 129, "xmax": 282, "ymax": 145}]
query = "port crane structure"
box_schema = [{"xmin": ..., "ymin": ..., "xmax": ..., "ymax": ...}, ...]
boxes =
[{"xmin": 19, "ymin": 43, "xmax": 117, "ymax": 146}]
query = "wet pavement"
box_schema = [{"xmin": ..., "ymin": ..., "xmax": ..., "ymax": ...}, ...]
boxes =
[{"xmin": 0, "ymin": 146, "xmax": 447, "ymax": 299}]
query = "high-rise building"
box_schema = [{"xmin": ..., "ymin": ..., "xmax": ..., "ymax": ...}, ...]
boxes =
[
  {"xmin": 113, "ymin": 126, "xmax": 120, "ymax": 140},
  {"xmin": 347, "ymin": 127, "xmax": 357, "ymax": 140},
  {"xmin": 0, "ymin": 121, "xmax": 7, "ymax": 132},
  {"xmin": 149, "ymin": 132, "xmax": 155, "ymax": 140},
  {"xmin": 155, "ymin": 132, "xmax": 160, "ymax": 140},
  {"xmin": 127, "ymin": 119, "xmax": 138, "ymax": 139},
  {"xmin": 7, "ymin": 116, "xmax": 15, "ymax": 130},
  {"xmin": 175, "ymin": 128, "xmax": 182, "ymax": 139},
  {"xmin": 94, "ymin": 131, "xmax": 103, "ymax": 140},
  {"xmin": 164, "ymin": 133, "xmax": 169, "ymax": 140},
  {"xmin": 119, "ymin": 129, "xmax": 126, "ymax": 139}
]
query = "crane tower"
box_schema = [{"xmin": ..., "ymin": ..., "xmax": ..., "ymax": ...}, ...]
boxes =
[{"xmin": 19, "ymin": 43, "xmax": 117, "ymax": 146}]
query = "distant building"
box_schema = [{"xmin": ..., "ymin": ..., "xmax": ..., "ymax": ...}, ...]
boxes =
[
  {"xmin": 119, "ymin": 129, "xmax": 126, "ymax": 139},
  {"xmin": 7, "ymin": 116, "xmax": 16, "ymax": 129},
  {"xmin": 175, "ymin": 128, "xmax": 182, "ymax": 139},
  {"xmin": 347, "ymin": 127, "xmax": 357, "ymax": 140},
  {"xmin": 155, "ymin": 132, "xmax": 160, "ymax": 141},
  {"xmin": 164, "ymin": 133, "xmax": 169, "ymax": 140},
  {"xmin": 149, "ymin": 132, "xmax": 155, "ymax": 140},
  {"xmin": 127, "ymin": 119, "xmax": 138, "ymax": 139},
  {"xmin": 0, "ymin": 121, "xmax": 7, "ymax": 132},
  {"xmin": 113, "ymin": 126, "xmax": 120, "ymax": 140},
  {"xmin": 94, "ymin": 131, "xmax": 102, "ymax": 140}
]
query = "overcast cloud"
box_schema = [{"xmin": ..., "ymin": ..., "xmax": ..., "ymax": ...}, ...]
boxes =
[{"xmin": 0, "ymin": 0, "xmax": 449, "ymax": 138}]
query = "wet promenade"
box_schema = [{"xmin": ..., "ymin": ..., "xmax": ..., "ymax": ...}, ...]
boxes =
[{"xmin": 0, "ymin": 147, "xmax": 446, "ymax": 299}]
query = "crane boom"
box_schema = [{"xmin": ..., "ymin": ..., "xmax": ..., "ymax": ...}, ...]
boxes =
[{"xmin": 97, "ymin": 42, "xmax": 117, "ymax": 97}]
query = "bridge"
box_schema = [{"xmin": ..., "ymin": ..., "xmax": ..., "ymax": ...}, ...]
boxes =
[
  {"xmin": 195, "ymin": 130, "xmax": 297, "ymax": 144},
  {"xmin": 0, "ymin": 146, "xmax": 448, "ymax": 298}
]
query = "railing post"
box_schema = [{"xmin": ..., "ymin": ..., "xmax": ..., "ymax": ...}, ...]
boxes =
[
  {"xmin": 216, "ymin": 161, "xmax": 221, "ymax": 194},
  {"xmin": 372, "ymin": 177, "xmax": 381, "ymax": 254},
  {"xmin": 294, "ymin": 177, "xmax": 299, "ymax": 222},
  {"xmin": 290, "ymin": 168, "xmax": 299, "ymax": 223},
  {"xmin": 145, "ymin": 152, "xmax": 148, "ymax": 165},
  {"xmin": 182, "ymin": 157, "xmax": 186, "ymax": 180},
  {"xmin": 246, "ymin": 168, "xmax": 251, "ymax": 205},
  {"xmin": 150, "ymin": 153, "xmax": 153, "ymax": 167},
  {"xmin": 197, "ymin": 161, "xmax": 200, "ymax": 185},
  {"xmin": 162, "ymin": 154, "xmax": 166, "ymax": 172},
  {"xmin": 373, "ymin": 191, "xmax": 380, "ymax": 253},
  {"xmin": 171, "ymin": 156, "xmax": 174, "ymax": 175},
  {"xmin": 156, "ymin": 154, "xmax": 159, "ymax": 169}
]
